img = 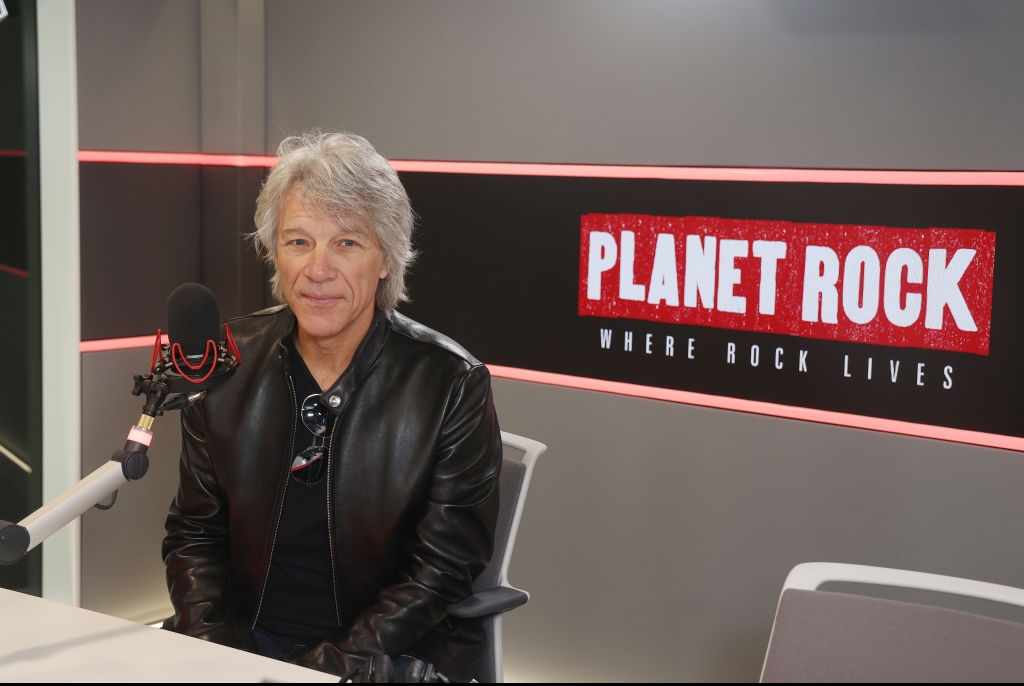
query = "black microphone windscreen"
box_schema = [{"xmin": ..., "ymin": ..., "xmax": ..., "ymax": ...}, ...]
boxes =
[{"xmin": 166, "ymin": 282, "xmax": 220, "ymax": 357}]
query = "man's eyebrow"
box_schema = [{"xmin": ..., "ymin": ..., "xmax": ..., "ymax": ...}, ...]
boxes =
[
  {"xmin": 334, "ymin": 221, "xmax": 372, "ymax": 236},
  {"xmin": 279, "ymin": 223, "xmax": 370, "ymax": 237}
]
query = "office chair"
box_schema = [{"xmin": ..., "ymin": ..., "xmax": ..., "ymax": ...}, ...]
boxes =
[
  {"xmin": 760, "ymin": 561, "xmax": 1024, "ymax": 682},
  {"xmin": 157, "ymin": 431, "xmax": 547, "ymax": 682},
  {"xmin": 446, "ymin": 431, "xmax": 547, "ymax": 683}
]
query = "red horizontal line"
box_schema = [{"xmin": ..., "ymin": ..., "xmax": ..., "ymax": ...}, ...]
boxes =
[
  {"xmin": 72, "ymin": 150, "xmax": 1024, "ymax": 185},
  {"xmin": 0, "ymin": 264, "xmax": 28, "ymax": 278},
  {"xmin": 80, "ymin": 334, "xmax": 167, "ymax": 353},
  {"xmin": 76, "ymin": 336, "xmax": 1024, "ymax": 451},
  {"xmin": 486, "ymin": 364, "xmax": 1024, "ymax": 453},
  {"xmin": 77, "ymin": 150, "xmax": 279, "ymax": 167},
  {"xmin": 391, "ymin": 161, "xmax": 1024, "ymax": 186},
  {"xmin": 0, "ymin": 150, "xmax": 27, "ymax": 158}
]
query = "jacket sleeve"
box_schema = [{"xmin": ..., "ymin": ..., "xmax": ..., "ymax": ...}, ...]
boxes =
[
  {"xmin": 161, "ymin": 402, "xmax": 255, "ymax": 652},
  {"xmin": 290, "ymin": 363, "xmax": 503, "ymax": 677}
]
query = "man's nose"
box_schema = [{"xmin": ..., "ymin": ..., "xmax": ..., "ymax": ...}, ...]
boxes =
[{"xmin": 306, "ymin": 247, "xmax": 336, "ymax": 281}]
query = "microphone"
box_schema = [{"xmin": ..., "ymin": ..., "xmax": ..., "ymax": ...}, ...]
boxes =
[
  {"xmin": 167, "ymin": 281, "xmax": 221, "ymax": 373},
  {"xmin": 130, "ymin": 282, "xmax": 242, "ymax": 415},
  {"xmin": 148, "ymin": 282, "xmax": 241, "ymax": 401}
]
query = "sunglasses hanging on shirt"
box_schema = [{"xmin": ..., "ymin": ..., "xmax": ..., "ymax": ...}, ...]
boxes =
[{"xmin": 292, "ymin": 393, "xmax": 330, "ymax": 485}]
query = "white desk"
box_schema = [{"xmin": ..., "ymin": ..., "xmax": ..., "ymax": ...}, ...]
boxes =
[{"xmin": 0, "ymin": 588, "xmax": 339, "ymax": 682}]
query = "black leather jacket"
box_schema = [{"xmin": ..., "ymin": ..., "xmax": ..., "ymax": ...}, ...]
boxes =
[{"xmin": 162, "ymin": 305, "xmax": 502, "ymax": 681}]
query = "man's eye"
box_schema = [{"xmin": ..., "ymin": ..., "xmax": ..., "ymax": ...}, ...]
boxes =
[
  {"xmin": 290, "ymin": 238, "xmax": 308, "ymax": 247},
  {"xmin": 340, "ymin": 239, "xmax": 357, "ymax": 248}
]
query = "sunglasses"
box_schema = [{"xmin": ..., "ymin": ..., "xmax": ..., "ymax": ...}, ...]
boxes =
[{"xmin": 291, "ymin": 393, "xmax": 330, "ymax": 485}]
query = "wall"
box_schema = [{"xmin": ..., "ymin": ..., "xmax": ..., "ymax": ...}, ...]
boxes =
[{"xmin": 74, "ymin": 1, "xmax": 1024, "ymax": 681}]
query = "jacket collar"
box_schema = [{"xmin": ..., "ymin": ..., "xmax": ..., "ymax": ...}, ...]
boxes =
[{"xmin": 281, "ymin": 306, "xmax": 391, "ymax": 417}]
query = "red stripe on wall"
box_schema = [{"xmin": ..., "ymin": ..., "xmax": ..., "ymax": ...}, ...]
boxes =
[
  {"xmin": 77, "ymin": 150, "xmax": 279, "ymax": 167},
  {"xmin": 80, "ymin": 334, "xmax": 167, "ymax": 353},
  {"xmin": 390, "ymin": 161, "xmax": 1024, "ymax": 186},
  {"xmin": 486, "ymin": 364, "xmax": 1024, "ymax": 452},
  {"xmin": 71, "ymin": 151, "xmax": 1024, "ymax": 186},
  {"xmin": 72, "ymin": 335, "xmax": 1024, "ymax": 452},
  {"xmin": 0, "ymin": 264, "xmax": 29, "ymax": 278}
]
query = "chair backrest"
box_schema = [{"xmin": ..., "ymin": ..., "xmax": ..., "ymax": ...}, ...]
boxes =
[
  {"xmin": 760, "ymin": 562, "xmax": 1024, "ymax": 683},
  {"xmin": 477, "ymin": 431, "xmax": 546, "ymax": 593},
  {"xmin": 471, "ymin": 431, "xmax": 547, "ymax": 683}
]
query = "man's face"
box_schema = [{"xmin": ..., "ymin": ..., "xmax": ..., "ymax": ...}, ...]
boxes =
[{"xmin": 275, "ymin": 190, "xmax": 387, "ymax": 351}]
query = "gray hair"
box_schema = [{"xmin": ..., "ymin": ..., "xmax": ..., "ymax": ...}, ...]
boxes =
[{"xmin": 250, "ymin": 130, "xmax": 417, "ymax": 311}]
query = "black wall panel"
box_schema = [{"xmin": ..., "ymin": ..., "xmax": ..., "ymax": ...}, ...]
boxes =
[
  {"xmin": 79, "ymin": 163, "xmax": 202, "ymax": 340},
  {"xmin": 200, "ymin": 166, "xmax": 274, "ymax": 320},
  {"xmin": 396, "ymin": 171, "xmax": 1024, "ymax": 439},
  {"xmin": 80, "ymin": 162, "xmax": 272, "ymax": 340}
]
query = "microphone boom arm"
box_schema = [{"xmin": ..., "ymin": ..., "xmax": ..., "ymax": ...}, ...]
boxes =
[
  {"xmin": 0, "ymin": 370, "xmax": 180, "ymax": 566},
  {"xmin": 0, "ymin": 414, "xmax": 153, "ymax": 565}
]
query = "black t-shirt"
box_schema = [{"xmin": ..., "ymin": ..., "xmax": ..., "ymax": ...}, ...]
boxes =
[{"xmin": 255, "ymin": 336, "xmax": 340, "ymax": 643}]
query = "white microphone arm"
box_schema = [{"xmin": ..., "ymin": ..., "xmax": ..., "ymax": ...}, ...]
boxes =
[{"xmin": 0, "ymin": 417, "xmax": 154, "ymax": 564}]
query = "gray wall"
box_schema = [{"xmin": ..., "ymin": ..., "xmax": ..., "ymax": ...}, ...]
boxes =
[
  {"xmin": 76, "ymin": 1, "xmax": 1024, "ymax": 682},
  {"xmin": 263, "ymin": 0, "xmax": 1023, "ymax": 170}
]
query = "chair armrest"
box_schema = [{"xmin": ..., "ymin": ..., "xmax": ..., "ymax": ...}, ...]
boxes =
[{"xmin": 446, "ymin": 586, "xmax": 530, "ymax": 618}]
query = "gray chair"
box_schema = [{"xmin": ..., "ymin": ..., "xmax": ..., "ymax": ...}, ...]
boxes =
[
  {"xmin": 447, "ymin": 431, "xmax": 547, "ymax": 683},
  {"xmin": 760, "ymin": 561, "xmax": 1024, "ymax": 683}
]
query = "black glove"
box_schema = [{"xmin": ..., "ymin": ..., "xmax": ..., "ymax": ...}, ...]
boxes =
[
  {"xmin": 286, "ymin": 642, "xmax": 394, "ymax": 683},
  {"xmin": 401, "ymin": 656, "xmax": 451, "ymax": 683},
  {"xmin": 343, "ymin": 654, "xmax": 395, "ymax": 683}
]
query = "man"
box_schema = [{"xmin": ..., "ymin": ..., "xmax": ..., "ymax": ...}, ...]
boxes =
[{"xmin": 162, "ymin": 130, "xmax": 502, "ymax": 683}]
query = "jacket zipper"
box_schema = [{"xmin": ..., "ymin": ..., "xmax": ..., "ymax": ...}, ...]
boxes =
[
  {"xmin": 325, "ymin": 412, "xmax": 342, "ymax": 629},
  {"xmin": 251, "ymin": 369, "xmax": 298, "ymax": 629}
]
